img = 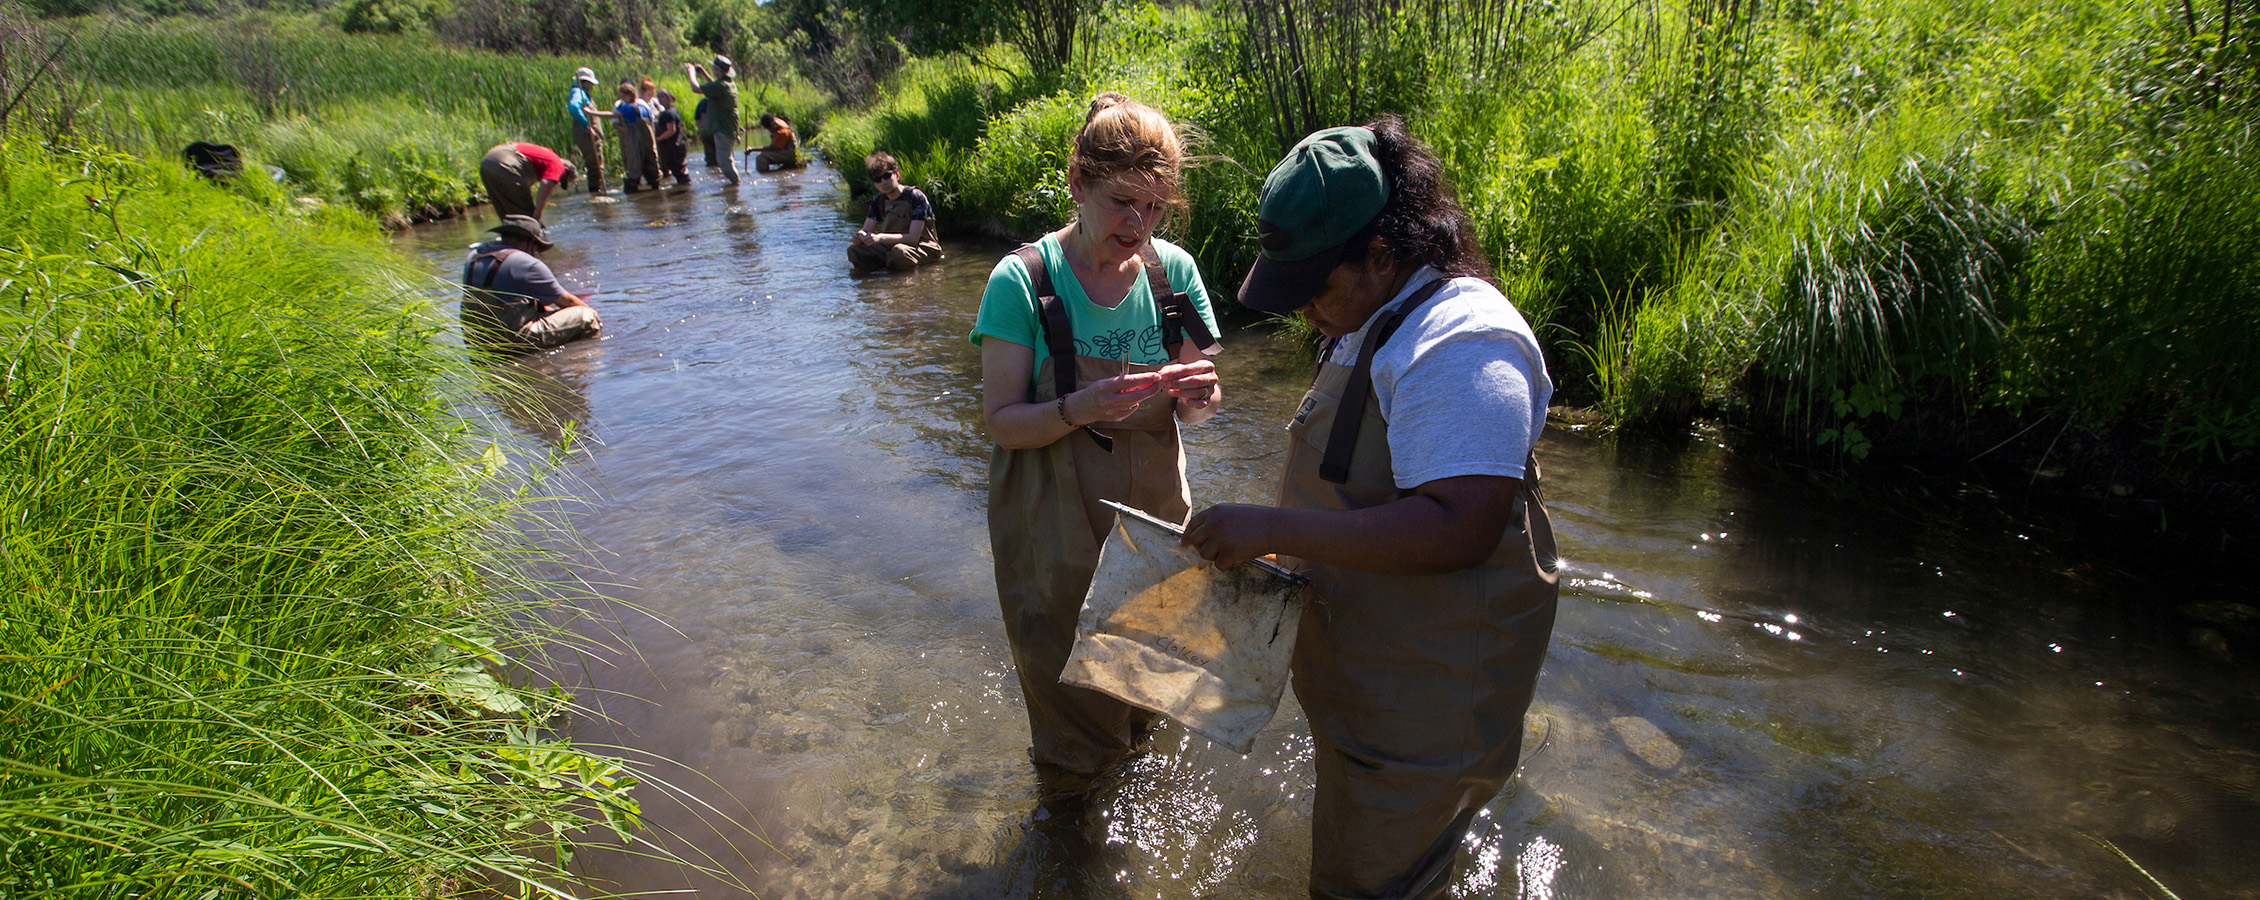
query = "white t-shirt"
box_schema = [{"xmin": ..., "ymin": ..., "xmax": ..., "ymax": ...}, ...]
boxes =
[{"xmin": 1321, "ymin": 266, "xmax": 1552, "ymax": 489}]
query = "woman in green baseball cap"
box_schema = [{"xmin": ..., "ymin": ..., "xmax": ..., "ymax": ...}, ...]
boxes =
[{"xmin": 1183, "ymin": 114, "xmax": 1559, "ymax": 900}]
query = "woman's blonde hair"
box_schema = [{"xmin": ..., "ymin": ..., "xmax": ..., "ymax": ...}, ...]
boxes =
[{"xmin": 1071, "ymin": 92, "xmax": 1188, "ymax": 215}]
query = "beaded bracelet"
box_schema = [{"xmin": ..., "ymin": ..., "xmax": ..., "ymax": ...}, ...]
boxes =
[{"xmin": 1056, "ymin": 395, "xmax": 1074, "ymax": 428}]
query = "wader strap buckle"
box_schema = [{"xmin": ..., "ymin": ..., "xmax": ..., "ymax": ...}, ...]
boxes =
[{"xmin": 1319, "ymin": 277, "xmax": 1452, "ymax": 484}]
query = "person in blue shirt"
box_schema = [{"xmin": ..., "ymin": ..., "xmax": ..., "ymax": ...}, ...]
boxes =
[
  {"xmin": 612, "ymin": 81, "xmax": 659, "ymax": 192},
  {"xmin": 565, "ymin": 67, "xmax": 610, "ymax": 194}
]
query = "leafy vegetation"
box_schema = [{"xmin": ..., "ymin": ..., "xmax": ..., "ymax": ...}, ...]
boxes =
[
  {"xmin": 812, "ymin": 0, "xmax": 2260, "ymax": 476},
  {"xmin": 0, "ymin": 138, "xmax": 650, "ymax": 896}
]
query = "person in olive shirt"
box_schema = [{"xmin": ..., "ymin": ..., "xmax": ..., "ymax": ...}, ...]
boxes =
[
  {"xmin": 848, "ymin": 151, "xmax": 945, "ymax": 272},
  {"xmin": 685, "ymin": 55, "xmax": 740, "ymax": 185}
]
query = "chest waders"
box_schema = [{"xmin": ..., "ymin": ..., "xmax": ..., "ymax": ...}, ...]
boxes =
[
  {"xmin": 988, "ymin": 242, "xmax": 1221, "ymax": 783},
  {"xmin": 460, "ymin": 247, "xmax": 526, "ymax": 343},
  {"xmin": 850, "ymin": 192, "xmax": 949, "ymax": 271},
  {"xmin": 1282, "ymin": 278, "xmax": 1559, "ymax": 900},
  {"xmin": 876, "ymin": 192, "xmax": 938, "ymax": 243}
]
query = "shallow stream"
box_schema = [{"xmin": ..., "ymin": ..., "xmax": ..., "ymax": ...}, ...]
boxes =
[{"xmin": 401, "ymin": 167, "xmax": 2259, "ymax": 900}]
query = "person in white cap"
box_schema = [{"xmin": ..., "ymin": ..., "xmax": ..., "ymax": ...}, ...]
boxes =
[
  {"xmin": 685, "ymin": 55, "xmax": 739, "ymax": 185},
  {"xmin": 565, "ymin": 67, "xmax": 611, "ymax": 194}
]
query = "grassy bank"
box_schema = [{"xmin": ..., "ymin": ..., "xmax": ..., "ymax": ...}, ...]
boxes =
[
  {"xmin": 0, "ymin": 138, "xmax": 644, "ymax": 895},
  {"xmin": 815, "ymin": 0, "xmax": 2259, "ymax": 479},
  {"xmin": 24, "ymin": 12, "xmax": 828, "ymax": 223}
]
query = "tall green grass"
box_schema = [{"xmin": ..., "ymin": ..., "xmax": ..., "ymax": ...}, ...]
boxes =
[
  {"xmin": 0, "ymin": 138, "xmax": 647, "ymax": 896},
  {"xmin": 818, "ymin": 0, "xmax": 2259, "ymax": 470}
]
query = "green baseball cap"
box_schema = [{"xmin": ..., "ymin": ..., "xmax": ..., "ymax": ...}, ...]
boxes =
[{"xmin": 1237, "ymin": 126, "xmax": 1389, "ymax": 313}]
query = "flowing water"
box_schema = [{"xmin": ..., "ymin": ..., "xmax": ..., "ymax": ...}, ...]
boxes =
[{"xmin": 401, "ymin": 169, "xmax": 2260, "ymax": 900}]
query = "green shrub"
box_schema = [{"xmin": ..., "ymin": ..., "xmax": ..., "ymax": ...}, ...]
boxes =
[
  {"xmin": 2015, "ymin": 111, "xmax": 2260, "ymax": 458},
  {"xmin": 339, "ymin": 0, "xmax": 443, "ymax": 34}
]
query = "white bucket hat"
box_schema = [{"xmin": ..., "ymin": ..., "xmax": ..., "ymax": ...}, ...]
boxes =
[{"xmin": 573, "ymin": 67, "xmax": 596, "ymax": 85}]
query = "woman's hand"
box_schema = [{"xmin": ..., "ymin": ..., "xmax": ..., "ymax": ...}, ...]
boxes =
[
  {"xmin": 1183, "ymin": 503, "xmax": 1279, "ymax": 570},
  {"xmin": 1155, "ymin": 360, "xmax": 1218, "ymax": 409},
  {"xmin": 1068, "ymin": 371, "xmax": 1164, "ymax": 424}
]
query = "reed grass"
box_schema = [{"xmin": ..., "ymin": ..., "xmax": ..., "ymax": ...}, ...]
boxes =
[
  {"xmin": 0, "ymin": 137, "xmax": 647, "ymax": 897},
  {"xmin": 817, "ymin": 0, "xmax": 2257, "ymax": 467}
]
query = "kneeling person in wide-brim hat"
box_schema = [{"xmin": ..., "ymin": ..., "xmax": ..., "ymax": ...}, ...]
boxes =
[{"xmin": 461, "ymin": 215, "xmax": 602, "ymax": 349}]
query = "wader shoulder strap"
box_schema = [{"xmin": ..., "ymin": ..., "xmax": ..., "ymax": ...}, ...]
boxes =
[
  {"xmin": 464, "ymin": 247, "xmax": 522, "ymax": 293},
  {"xmin": 1319, "ymin": 277, "xmax": 1452, "ymax": 484},
  {"xmin": 1140, "ymin": 243, "xmax": 1220, "ymax": 358},
  {"xmin": 1013, "ymin": 243, "xmax": 1113, "ymax": 452}
]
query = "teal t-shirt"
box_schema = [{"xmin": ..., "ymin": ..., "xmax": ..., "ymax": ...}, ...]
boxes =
[{"xmin": 969, "ymin": 234, "xmax": 1219, "ymax": 392}]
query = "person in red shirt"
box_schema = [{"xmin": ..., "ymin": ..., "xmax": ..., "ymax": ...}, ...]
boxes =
[{"xmin": 479, "ymin": 141, "xmax": 577, "ymax": 222}]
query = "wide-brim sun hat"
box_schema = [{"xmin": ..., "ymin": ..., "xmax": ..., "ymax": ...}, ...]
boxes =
[
  {"xmin": 573, "ymin": 66, "xmax": 596, "ymax": 85},
  {"xmin": 711, "ymin": 54, "xmax": 733, "ymax": 73},
  {"xmin": 489, "ymin": 214, "xmax": 554, "ymax": 251},
  {"xmin": 1236, "ymin": 125, "xmax": 1390, "ymax": 314}
]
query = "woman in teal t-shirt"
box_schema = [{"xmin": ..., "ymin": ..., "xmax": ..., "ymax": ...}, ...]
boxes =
[{"xmin": 968, "ymin": 92, "xmax": 1222, "ymax": 811}]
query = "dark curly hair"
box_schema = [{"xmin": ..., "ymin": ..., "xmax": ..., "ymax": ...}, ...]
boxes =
[{"xmin": 1339, "ymin": 115, "xmax": 1492, "ymax": 282}]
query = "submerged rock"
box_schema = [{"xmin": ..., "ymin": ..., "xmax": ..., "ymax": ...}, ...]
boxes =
[{"xmin": 1611, "ymin": 716, "xmax": 1684, "ymax": 770}]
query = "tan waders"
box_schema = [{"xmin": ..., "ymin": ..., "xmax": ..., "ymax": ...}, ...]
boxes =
[
  {"xmin": 478, "ymin": 145, "xmax": 539, "ymax": 220},
  {"xmin": 572, "ymin": 125, "xmax": 605, "ymax": 194},
  {"xmin": 1280, "ymin": 280, "xmax": 1559, "ymax": 900},
  {"xmin": 849, "ymin": 191, "xmax": 945, "ymax": 272},
  {"xmin": 989, "ymin": 243, "xmax": 1221, "ymax": 789},
  {"xmin": 620, "ymin": 117, "xmax": 660, "ymax": 192}
]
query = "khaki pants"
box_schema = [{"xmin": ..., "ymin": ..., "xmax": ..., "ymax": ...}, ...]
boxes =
[
  {"xmin": 521, "ymin": 305, "xmax": 600, "ymax": 347},
  {"xmin": 848, "ymin": 240, "xmax": 944, "ymax": 272},
  {"xmin": 469, "ymin": 305, "xmax": 600, "ymax": 350},
  {"xmin": 712, "ymin": 129, "xmax": 740, "ymax": 184}
]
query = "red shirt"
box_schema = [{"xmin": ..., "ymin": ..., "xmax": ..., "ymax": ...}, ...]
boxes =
[{"xmin": 514, "ymin": 142, "xmax": 569, "ymax": 182}]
